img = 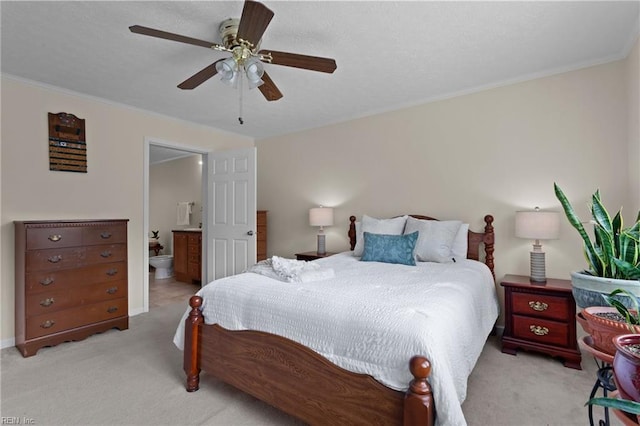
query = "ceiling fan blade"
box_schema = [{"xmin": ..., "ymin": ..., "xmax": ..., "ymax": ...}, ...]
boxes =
[
  {"xmin": 258, "ymin": 72, "xmax": 283, "ymax": 101},
  {"xmin": 177, "ymin": 60, "xmax": 224, "ymax": 90},
  {"xmin": 259, "ymin": 50, "xmax": 337, "ymax": 74},
  {"xmin": 236, "ymin": 1, "xmax": 274, "ymax": 48},
  {"xmin": 129, "ymin": 25, "xmax": 224, "ymax": 50}
]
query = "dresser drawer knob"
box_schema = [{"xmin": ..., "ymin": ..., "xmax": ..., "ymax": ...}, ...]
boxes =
[
  {"xmin": 40, "ymin": 277, "xmax": 55, "ymax": 286},
  {"xmin": 106, "ymin": 268, "xmax": 118, "ymax": 276},
  {"xmin": 107, "ymin": 306, "xmax": 118, "ymax": 314},
  {"xmin": 40, "ymin": 320, "xmax": 56, "ymax": 329},
  {"xmin": 48, "ymin": 234, "xmax": 62, "ymax": 242},
  {"xmin": 39, "ymin": 298, "xmax": 55, "ymax": 307},
  {"xmin": 100, "ymin": 250, "xmax": 112, "ymax": 258},
  {"xmin": 100, "ymin": 231, "xmax": 112, "ymax": 239},
  {"xmin": 528, "ymin": 301, "xmax": 549, "ymax": 312},
  {"xmin": 529, "ymin": 325, "xmax": 549, "ymax": 336},
  {"xmin": 47, "ymin": 255, "xmax": 62, "ymax": 263},
  {"xmin": 106, "ymin": 287, "xmax": 118, "ymax": 295}
]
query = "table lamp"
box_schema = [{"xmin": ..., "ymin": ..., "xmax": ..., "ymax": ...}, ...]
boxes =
[
  {"xmin": 309, "ymin": 206, "xmax": 334, "ymax": 255},
  {"xmin": 515, "ymin": 207, "xmax": 560, "ymax": 283}
]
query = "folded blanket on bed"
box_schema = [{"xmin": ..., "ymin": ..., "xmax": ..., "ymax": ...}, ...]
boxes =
[{"xmin": 246, "ymin": 256, "xmax": 335, "ymax": 283}]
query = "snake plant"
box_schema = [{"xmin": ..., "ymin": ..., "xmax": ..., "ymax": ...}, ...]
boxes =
[
  {"xmin": 554, "ymin": 183, "xmax": 640, "ymax": 280},
  {"xmin": 587, "ymin": 397, "xmax": 640, "ymax": 415},
  {"xmin": 603, "ymin": 288, "xmax": 640, "ymax": 329}
]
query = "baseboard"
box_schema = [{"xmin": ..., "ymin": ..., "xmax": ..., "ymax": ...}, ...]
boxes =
[
  {"xmin": 1, "ymin": 337, "xmax": 16, "ymax": 350},
  {"xmin": 129, "ymin": 307, "xmax": 146, "ymax": 316}
]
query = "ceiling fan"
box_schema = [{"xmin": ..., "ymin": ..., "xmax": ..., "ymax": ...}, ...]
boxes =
[{"xmin": 129, "ymin": 0, "xmax": 337, "ymax": 106}]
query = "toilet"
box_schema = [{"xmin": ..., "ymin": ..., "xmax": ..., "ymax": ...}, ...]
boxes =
[{"xmin": 149, "ymin": 255, "xmax": 173, "ymax": 280}]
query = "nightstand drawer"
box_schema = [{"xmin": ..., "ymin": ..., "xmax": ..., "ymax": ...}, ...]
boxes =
[
  {"xmin": 513, "ymin": 315, "xmax": 569, "ymax": 347},
  {"xmin": 512, "ymin": 292, "xmax": 570, "ymax": 321}
]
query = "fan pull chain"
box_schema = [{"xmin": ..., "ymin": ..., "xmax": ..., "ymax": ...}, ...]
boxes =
[{"xmin": 238, "ymin": 69, "xmax": 244, "ymax": 125}]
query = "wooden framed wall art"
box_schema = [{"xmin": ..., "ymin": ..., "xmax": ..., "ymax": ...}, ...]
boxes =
[{"xmin": 48, "ymin": 112, "xmax": 87, "ymax": 173}]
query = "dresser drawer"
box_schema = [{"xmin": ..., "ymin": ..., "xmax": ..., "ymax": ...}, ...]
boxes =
[
  {"xmin": 26, "ymin": 298, "xmax": 128, "ymax": 339},
  {"xmin": 25, "ymin": 280, "xmax": 127, "ymax": 317},
  {"xmin": 26, "ymin": 227, "xmax": 82, "ymax": 250},
  {"xmin": 513, "ymin": 314, "xmax": 569, "ymax": 347},
  {"xmin": 26, "ymin": 247, "xmax": 84, "ymax": 272},
  {"xmin": 25, "ymin": 261, "xmax": 127, "ymax": 293},
  {"xmin": 83, "ymin": 224, "xmax": 127, "ymax": 246},
  {"xmin": 511, "ymin": 292, "xmax": 569, "ymax": 321},
  {"xmin": 85, "ymin": 244, "xmax": 126, "ymax": 264}
]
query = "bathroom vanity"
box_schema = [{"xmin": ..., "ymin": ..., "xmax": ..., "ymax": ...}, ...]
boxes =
[{"xmin": 173, "ymin": 230, "xmax": 201, "ymax": 284}]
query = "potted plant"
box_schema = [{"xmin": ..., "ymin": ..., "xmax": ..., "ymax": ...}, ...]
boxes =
[
  {"xmin": 579, "ymin": 289, "xmax": 640, "ymax": 355},
  {"xmin": 554, "ymin": 183, "xmax": 640, "ymax": 308},
  {"xmin": 149, "ymin": 230, "xmax": 160, "ymax": 246},
  {"xmin": 613, "ymin": 334, "xmax": 640, "ymax": 404}
]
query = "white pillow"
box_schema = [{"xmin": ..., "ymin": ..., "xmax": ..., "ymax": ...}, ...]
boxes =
[
  {"xmin": 404, "ymin": 217, "xmax": 462, "ymax": 263},
  {"xmin": 451, "ymin": 223, "xmax": 469, "ymax": 260},
  {"xmin": 353, "ymin": 215, "xmax": 408, "ymax": 256}
]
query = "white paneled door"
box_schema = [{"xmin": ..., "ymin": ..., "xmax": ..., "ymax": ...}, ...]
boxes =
[{"xmin": 209, "ymin": 148, "xmax": 256, "ymax": 280}]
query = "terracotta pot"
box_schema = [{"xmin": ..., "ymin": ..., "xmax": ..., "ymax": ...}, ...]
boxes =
[
  {"xmin": 580, "ymin": 307, "xmax": 640, "ymax": 356},
  {"xmin": 613, "ymin": 334, "xmax": 640, "ymax": 404}
]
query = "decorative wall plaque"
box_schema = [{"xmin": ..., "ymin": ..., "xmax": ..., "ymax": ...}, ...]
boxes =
[{"xmin": 48, "ymin": 112, "xmax": 87, "ymax": 173}]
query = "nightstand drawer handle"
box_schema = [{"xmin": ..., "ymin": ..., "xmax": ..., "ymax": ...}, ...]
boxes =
[
  {"xmin": 107, "ymin": 306, "xmax": 118, "ymax": 314},
  {"xmin": 100, "ymin": 231, "xmax": 112, "ymax": 239},
  {"xmin": 106, "ymin": 268, "xmax": 118, "ymax": 276},
  {"xmin": 48, "ymin": 234, "xmax": 62, "ymax": 242},
  {"xmin": 39, "ymin": 298, "xmax": 55, "ymax": 307},
  {"xmin": 529, "ymin": 301, "xmax": 548, "ymax": 312},
  {"xmin": 47, "ymin": 255, "xmax": 62, "ymax": 263},
  {"xmin": 40, "ymin": 320, "xmax": 55, "ymax": 329},
  {"xmin": 106, "ymin": 287, "xmax": 118, "ymax": 294},
  {"xmin": 529, "ymin": 325, "xmax": 549, "ymax": 336},
  {"xmin": 100, "ymin": 250, "xmax": 112, "ymax": 258}
]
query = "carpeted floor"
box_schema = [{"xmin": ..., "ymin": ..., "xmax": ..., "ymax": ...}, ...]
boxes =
[{"xmin": 0, "ymin": 300, "xmax": 623, "ymax": 426}]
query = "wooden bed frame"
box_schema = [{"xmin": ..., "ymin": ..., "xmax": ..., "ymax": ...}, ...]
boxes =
[{"xmin": 183, "ymin": 214, "xmax": 494, "ymax": 425}]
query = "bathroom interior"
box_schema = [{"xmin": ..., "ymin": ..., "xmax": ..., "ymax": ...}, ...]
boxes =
[{"xmin": 148, "ymin": 146, "xmax": 204, "ymax": 308}]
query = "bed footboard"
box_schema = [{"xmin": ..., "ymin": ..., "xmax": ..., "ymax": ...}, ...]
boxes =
[{"xmin": 183, "ymin": 295, "xmax": 434, "ymax": 425}]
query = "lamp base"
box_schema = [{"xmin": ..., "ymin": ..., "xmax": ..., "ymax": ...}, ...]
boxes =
[
  {"xmin": 529, "ymin": 251, "xmax": 547, "ymax": 283},
  {"xmin": 316, "ymin": 233, "xmax": 326, "ymax": 256}
]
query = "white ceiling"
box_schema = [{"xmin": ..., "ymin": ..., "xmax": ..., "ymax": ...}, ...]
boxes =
[{"xmin": 2, "ymin": 1, "xmax": 638, "ymax": 141}]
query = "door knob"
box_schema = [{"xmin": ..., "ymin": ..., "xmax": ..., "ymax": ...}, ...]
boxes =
[{"xmin": 247, "ymin": 231, "xmax": 254, "ymax": 236}]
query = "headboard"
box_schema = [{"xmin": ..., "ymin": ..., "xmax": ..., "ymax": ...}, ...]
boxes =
[{"xmin": 348, "ymin": 214, "xmax": 495, "ymax": 280}]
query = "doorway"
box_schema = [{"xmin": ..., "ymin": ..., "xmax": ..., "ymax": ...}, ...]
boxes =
[{"xmin": 143, "ymin": 138, "xmax": 210, "ymax": 312}]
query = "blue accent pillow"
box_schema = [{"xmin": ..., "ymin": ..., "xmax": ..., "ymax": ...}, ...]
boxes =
[{"xmin": 361, "ymin": 231, "xmax": 418, "ymax": 266}]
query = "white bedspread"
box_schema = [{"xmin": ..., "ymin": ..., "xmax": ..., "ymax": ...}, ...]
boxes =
[{"xmin": 173, "ymin": 252, "xmax": 499, "ymax": 426}]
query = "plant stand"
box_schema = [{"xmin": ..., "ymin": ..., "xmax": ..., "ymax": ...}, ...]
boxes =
[{"xmin": 580, "ymin": 336, "xmax": 616, "ymax": 426}]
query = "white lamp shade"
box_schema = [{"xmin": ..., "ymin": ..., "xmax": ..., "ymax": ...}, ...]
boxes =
[
  {"xmin": 515, "ymin": 210, "xmax": 560, "ymax": 240},
  {"xmin": 309, "ymin": 207, "xmax": 334, "ymax": 227}
]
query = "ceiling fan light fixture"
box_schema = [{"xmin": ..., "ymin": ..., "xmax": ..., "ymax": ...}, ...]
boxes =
[
  {"xmin": 244, "ymin": 57, "xmax": 265, "ymax": 89},
  {"xmin": 216, "ymin": 57, "xmax": 238, "ymax": 85}
]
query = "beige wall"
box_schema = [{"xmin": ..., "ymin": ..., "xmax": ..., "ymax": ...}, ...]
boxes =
[
  {"xmin": 0, "ymin": 76, "xmax": 253, "ymax": 344},
  {"xmin": 257, "ymin": 57, "xmax": 632, "ymax": 323},
  {"xmin": 627, "ymin": 38, "xmax": 640, "ymax": 215},
  {"xmin": 149, "ymin": 155, "xmax": 203, "ymax": 255}
]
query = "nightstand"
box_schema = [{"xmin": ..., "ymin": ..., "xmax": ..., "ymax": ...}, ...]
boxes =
[
  {"xmin": 501, "ymin": 274, "xmax": 582, "ymax": 369},
  {"xmin": 295, "ymin": 251, "xmax": 336, "ymax": 261}
]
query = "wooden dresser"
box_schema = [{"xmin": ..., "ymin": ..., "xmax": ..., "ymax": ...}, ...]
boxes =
[
  {"xmin": 173, "ymin": 230, "xmax": 201, "ymax": 284},
  {"xmin": 14, "ymin": 219, "xmax": 129, "ymax": 357},
  {"xmin": 257, "ymin": 210, "xmax": 267, "ymax": 261}
]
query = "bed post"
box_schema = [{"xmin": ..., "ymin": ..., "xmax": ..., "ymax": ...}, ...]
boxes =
[
  {"xmin": 348, "ymin": 215, "xmax": 357, "ymax": 250},
  {"xmin": 404, "ymin": 356, "xmax": 434, "ymax": 426},
  {"xmin": 184, "ymin": 295, "xmax": 203, "ymax": 392},
  {"xmin": 483, "ymin": 215, "xmax": 495, "ymax": 281}
]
